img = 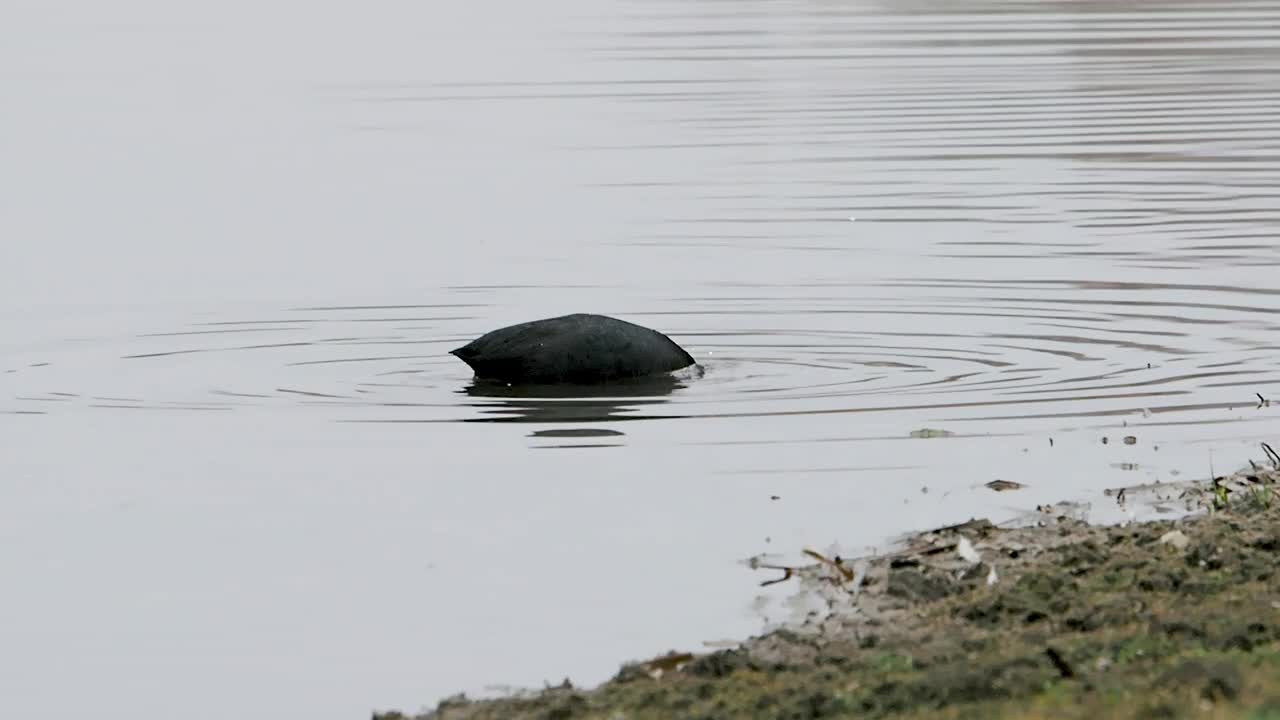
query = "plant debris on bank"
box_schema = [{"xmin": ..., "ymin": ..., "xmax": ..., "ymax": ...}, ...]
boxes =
[{"xmin": 377, "ymin": 450, "xmax": 1280, "ymax": 720}]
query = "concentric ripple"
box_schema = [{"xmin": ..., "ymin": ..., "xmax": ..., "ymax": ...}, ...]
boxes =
[
  {"xmin": 6, "ymin": 276, "xmax": 1278, "ymax": 430},
  {"xmin": 7, "ymin": 1, "xmax": 1280, "ymax": 437}
]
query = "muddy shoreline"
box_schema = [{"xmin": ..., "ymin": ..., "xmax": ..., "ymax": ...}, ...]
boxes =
[{"xmin": 378, "ymin": 451, "xmax": 1280, "ymax": 720}]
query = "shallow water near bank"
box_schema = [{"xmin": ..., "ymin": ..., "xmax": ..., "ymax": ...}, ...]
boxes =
[{"xmin": 3, "ymin": 0, "xmax": 1280, "ymax": 718}]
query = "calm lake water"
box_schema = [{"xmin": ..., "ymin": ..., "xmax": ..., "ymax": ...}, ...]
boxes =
[{"xmin": 4, "ymin": 0, "xmax": 1280, "ymax": 717}]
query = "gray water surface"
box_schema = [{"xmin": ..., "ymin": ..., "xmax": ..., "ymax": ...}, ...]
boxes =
[{"xmin": 4, "ymin": 1, "xmax": 1280, "ymax": 718}]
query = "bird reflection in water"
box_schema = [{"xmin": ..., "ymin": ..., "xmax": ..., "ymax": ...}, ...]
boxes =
[{"xmin": 459, "ymin": 374, "xmax": 688, "ymax": 424}]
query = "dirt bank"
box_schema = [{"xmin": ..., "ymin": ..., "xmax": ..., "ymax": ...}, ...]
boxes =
[{"xmin": 377, "ymin": 453, "xmax": 1280, "ymax": 720}]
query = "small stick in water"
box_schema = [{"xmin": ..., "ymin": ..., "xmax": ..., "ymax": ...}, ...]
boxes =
[{"xmin": 1262, "ymin": 442, "xmax": 1280, "ymax": 470}]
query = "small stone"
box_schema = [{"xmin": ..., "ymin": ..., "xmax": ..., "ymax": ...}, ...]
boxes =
[
  {"xmin": 909, "ymin": 428, "xmax": 955, "ymax": 439},
  {"xmin": 956, "ymin": 537, "xmax": 981, "ymax": 564},
  {"xmin": 1159, "ymin": 530, "xmax": 1190, "ymax": 550},
  {"xmin": 1123, "ymin": 435, "xmax": 1137, "ymax": 445}
]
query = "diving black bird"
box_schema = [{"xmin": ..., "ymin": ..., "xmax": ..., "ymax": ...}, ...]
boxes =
[{"xmin": 451, "ymin": 313, "xmax": 695, "ymax": 384}]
